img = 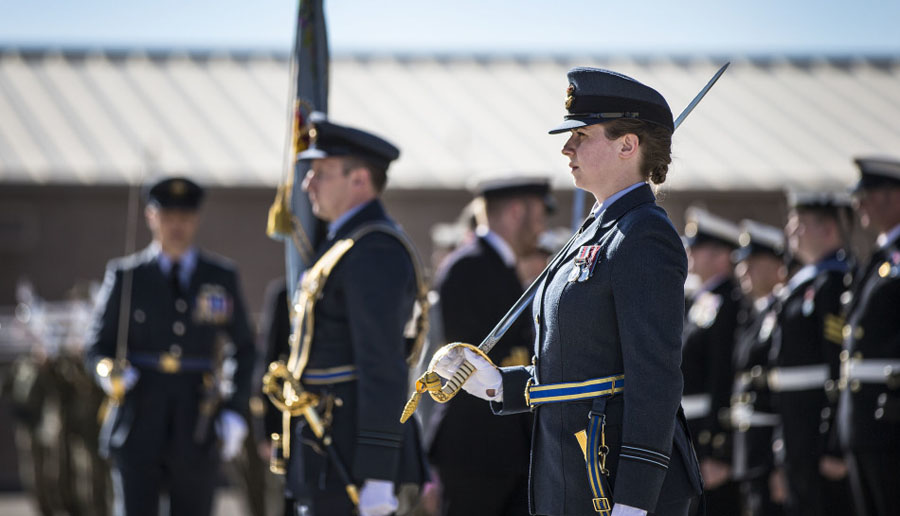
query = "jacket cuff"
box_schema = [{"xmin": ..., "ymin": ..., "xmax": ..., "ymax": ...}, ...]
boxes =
[
  {"xmin": 613, "ymin": 444, "xmax": 670, "ymax": 511},
  {"xmin": 490, "ymin": 365, "xmax": 533, "ymax": 415},
  {"xmin": 352, "ymin": 430, "xmax": 402, "ymax": 481}
]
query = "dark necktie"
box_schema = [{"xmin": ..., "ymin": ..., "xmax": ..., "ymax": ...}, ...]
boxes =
[{"xmin": 170, "ymin": 261, "xmax": 182, "ymax": 297}]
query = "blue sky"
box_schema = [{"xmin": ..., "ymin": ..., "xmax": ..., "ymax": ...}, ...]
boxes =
[{"xmin": 2, "ymin": 0, "xmax": 899, "ymax": 55}]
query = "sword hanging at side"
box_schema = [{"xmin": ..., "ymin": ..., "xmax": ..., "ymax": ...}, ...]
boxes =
[
  {"xmin": 96, "ymin": 160, "xmax": 146, "ymax": 455},
  {"xmin": 401, "ymin": 62, "xmax": 730, "ymax": 423}
]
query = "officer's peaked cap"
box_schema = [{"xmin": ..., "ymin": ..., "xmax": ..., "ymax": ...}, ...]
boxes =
[
  {"xmin": 474, "ymin": 176, "xmax": 556, "ymax": 214},
  {"xmin": 145, "ymin": 176, "xmax": 204, "ymax": 210},
  {"xmin": 549, "ymin": 67, "xmax": 673, "ymax": 134},
  {"xmin": 852, "ymin": 156, "xmax": 900, "ymax": 192},
  {"xmin": 298, "ymin": 112, "xmax": 400, "ymax": 170},
  {"xmin": 684, "ymin": 206, "xmax": 740, "ymax": 250},
  {"xmin": 733, "ymin": 219, "xmax": 785, "ymax": 262}
]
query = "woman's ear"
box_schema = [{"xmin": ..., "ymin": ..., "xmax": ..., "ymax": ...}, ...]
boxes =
[{"xmin": 619, "ymin": 133, "xmax": 640, "ymax": 159}]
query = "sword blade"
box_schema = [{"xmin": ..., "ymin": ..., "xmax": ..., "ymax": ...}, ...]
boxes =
[
  {"xmin": 474, "ymin": 62, "xmax": 730, "ymax": 356},
  {"xmin": 673, "ymin": 62, "xmax": 730, "ymax": 130}
]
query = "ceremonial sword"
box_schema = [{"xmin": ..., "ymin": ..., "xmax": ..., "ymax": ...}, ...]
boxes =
[{"xmin": 401, "ymin": 62, "xmax": 730, "ymax": 422}]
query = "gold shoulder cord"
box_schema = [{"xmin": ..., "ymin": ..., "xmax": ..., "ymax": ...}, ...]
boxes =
[{"xmin": 263, "ymin": 222, "xmax": 430, "ymax": 472}]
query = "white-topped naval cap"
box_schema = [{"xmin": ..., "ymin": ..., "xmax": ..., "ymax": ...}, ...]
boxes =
[{"xmin": 684, "ymin": 206, "xmax": 741, "ymax": 248}]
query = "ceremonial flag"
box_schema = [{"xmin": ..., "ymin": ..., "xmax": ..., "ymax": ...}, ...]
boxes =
[{"xmin": 266, "ymin": 0, "xmax": 329, "ymax": 296}]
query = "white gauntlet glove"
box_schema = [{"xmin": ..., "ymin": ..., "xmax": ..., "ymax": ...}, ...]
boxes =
[
  {"xmin": 611, "ymin": 504, "xmax": 648, "ymax": 516},
  {"xmin": 215, "ymin": 409, "xmax": 248, "ymax": 461},
  {"xmin": 433, "ymin": 346, "xmax": 502, "ymax": 401},
  {"xmin": 97, "ymin": 364, "xmax": 140, "ymax": 396},
  {"xmin": 358, "ymin": 479, "xmax": 398, "ymax": 516}
]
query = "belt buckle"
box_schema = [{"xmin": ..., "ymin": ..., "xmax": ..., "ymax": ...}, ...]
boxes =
[
  {"xmin": 592, "ymin": 497, "xmax": 611, "ymax": 514},
  {"xmin": 160, "ymin": 352, "xmax": 181, "ymax": 374}
]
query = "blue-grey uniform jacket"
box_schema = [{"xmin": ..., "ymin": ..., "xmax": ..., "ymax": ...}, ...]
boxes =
[
  {"xmin": 493, "ymin": 184, "xmax": 703, "ymax": 515},
  {"xmin": 85, "ymin": 246, "xmax": 255, "ymax": 458}
]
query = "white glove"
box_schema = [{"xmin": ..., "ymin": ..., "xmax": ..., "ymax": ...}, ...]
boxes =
[
  {"xmin": 611, "ymin": 503, "xmax": 648, "ymax": 516},
  {"xmin": 358, "ymin": 479, "xmax": 398, "ymax": 516},
  {"xmin": 215, "ymin": 409, "xmax": 248, "ymax": 461},
  {"xmin": 98, "ymin": 365, "xmax": 139, "ymax": 396},
  {"xmin": 433, "ymin": 346, "xmax": 502, "ymax": 401}
]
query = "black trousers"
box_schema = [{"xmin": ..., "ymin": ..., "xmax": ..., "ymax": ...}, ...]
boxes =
[
  {"xmin": 847, "ymin": 451, "xmax": 900, "ymax": 516},
  {"xmin": 439, "ymin": 468, "xmax": 529, "ymax": 516},
  {"xmin": 111, "ymin": 452, "xmax": 218, "ymax": 516}
]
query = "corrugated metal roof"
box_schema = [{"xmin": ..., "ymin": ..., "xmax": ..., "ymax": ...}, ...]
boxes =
[{"xmin": 1, "ymin": 48, "xmax": 898, "ymax": 190}]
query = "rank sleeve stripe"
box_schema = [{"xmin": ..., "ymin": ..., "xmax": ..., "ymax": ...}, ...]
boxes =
[
  {"xmin": 619, "ymin": 453, "xmax": 669, "ymax": 470},
  {"xmin": 620, "ymin": 444, "xmax": 670, "ymax": 462}
]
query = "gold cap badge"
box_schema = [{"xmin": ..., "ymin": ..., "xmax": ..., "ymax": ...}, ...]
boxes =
[
  {"xmin": 565, "ymin": 84, "xmax": 575, "ymax": 110},
  {"xmin": 170, "ymin": 180, "xmax": 187, "ymax": 197}
]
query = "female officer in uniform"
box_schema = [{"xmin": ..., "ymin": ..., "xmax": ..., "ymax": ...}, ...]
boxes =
[{"xmin": 434, "ymin": 68, "xmax": 703, "ymax": 516}]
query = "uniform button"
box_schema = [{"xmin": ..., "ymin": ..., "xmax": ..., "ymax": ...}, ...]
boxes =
[
  {"xmin": 175, "ymin": 299, "xmax": 188, "ymax": 313},
  {"xmin": 854, "ymin": 327, "xmax": 864, "ymax": 340},
  {"xmin": 842, "ymin": 325, "xmax": 852, "ymax": 339},
  {"xmin": 850, "ymin": 379, "xmax": 862, "ymax": 392},
  {"xmin": 173, "ymin": 321, "xmax": 186, "ymax": 336},
  {"xmin": 852, "ymin": 351, "xmax": 863, "ymax": 360},
  {"xmin": 169, "ymin": 344, "xmax": 182, "ymax": 357},
  {"xmin": 839, "ymin": 350, "xmax": 849, "ymax": 363},
  {"xmin": 750, "ymin": 365, "xmax": 762, "ymax": 378},
  {"xmin": 133, "ymin": 309, "xmax": 146, "ymax": 323}
]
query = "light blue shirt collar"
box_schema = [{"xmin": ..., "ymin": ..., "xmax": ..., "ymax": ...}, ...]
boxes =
[
  {"xmin": 156, "ymin": 245, "xmax": 198, "ymax": 289},
  {"xmin": 327, "ymin": 200, "xmax": 374, "ymax": 240},
  {"xmin": 590, "ymin": 181, "xmax": 646, "ymax": 217}
]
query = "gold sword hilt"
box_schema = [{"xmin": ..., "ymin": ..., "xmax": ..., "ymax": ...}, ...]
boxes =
[{"xmin": 400, "ymin": 343, "xmax": 494, "ymax": 423}]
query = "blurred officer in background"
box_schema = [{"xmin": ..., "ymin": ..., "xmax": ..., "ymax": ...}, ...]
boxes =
[
  {"xmin": 681, "ymin": 206, "xmax": 744, "ymax": 516},
  {"xmin": 769, "ymin": 191, "xmax": 854, "ymax": 516},
  {"xmin": 730, "ymin": 220, "xmax": 786, "ymax": 516},
  {"xmin": 839, "ymin": 157, "xmax": 900, "ymax": 516},
  {"xmin": 86, "ymin": 177, "xmax": 255, "ymax": 516},
  {"xmin": 428, "ymin": 177, "xmax": 552, "ymax": 516}
]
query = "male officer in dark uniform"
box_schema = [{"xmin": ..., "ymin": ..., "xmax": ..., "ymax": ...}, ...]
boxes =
[
  {"xmin": 839, "ymin": 157, "xmax": 900, "ymax": 516},
  {"xmin": 769, "ymin": 192, "xmax": 854, "ymax": 516},
  {"xmin": 428, "ymin": 177, "xmax": 552, "ymax": 516},
  {"xmin": 730, "ymin": 220, "xmax": 786, "ymax": 516},
  {"xmin": 681, "ymin": 207, "xmax": 744, "ymax": 516},
  {"xmin": 86, "ymin": 177, "xmax": 255, "ymax": 516},
  {"xmin": 271, "ymin": 113, "xmax": 427, "ymax": 516}
]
